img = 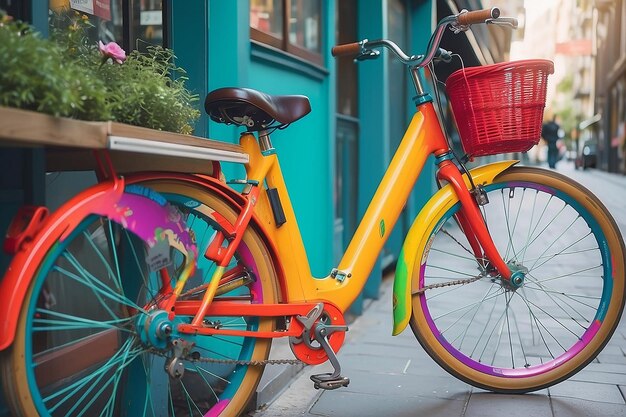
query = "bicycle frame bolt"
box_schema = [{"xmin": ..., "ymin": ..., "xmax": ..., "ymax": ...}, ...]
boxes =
[
  {"xmin": 160, "ymin": 323, "xmax": 172, "ymax": 336},
  {"xmin": 510, "ymin": 272, "xmax": 525, "ymax": 288}
]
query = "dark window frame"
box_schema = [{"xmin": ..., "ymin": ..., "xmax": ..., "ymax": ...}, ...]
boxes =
[{"xmin": 250, "ymin": 0, "xmax": 323, "ymax": 65}]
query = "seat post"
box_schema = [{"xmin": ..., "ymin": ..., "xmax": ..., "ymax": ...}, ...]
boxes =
[{"xmin": 258, "ymin": 129, "xmax": 276, "ymax": 155}]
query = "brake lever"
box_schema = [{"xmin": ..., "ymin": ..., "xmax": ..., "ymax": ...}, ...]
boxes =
[
  {"xmin": 355, "ymin": 49, "xmax": 380, "ymax": 61},
  {"xmin": 486, "ymin": 17, "xmax": 518, "ymax": 29},
  {"xmin": 434, "ymin": 48, "xmax": 452, "ymax": 63}
]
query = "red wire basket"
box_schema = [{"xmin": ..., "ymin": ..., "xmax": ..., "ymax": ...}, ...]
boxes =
[{"xmin": 446, "ymin": 60, "xmax": 554, "ymax": 158}]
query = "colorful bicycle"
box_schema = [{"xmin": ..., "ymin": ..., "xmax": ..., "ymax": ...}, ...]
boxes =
[{"xmin": 1, "ymin": 7, "xmax": 624, "ymax": 417}]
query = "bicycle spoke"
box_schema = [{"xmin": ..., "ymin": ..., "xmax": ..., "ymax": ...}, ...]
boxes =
[
  {"xmin": 431, "ymin": 289, "xmax": 503, "ymax": 321},
  {"xmin": 32, "ymin": 309, "xmax": 134, "ymax": 333},
  {"xmin": 520, "ymin": 189, "xmax": 540, "ymax": 263},
  {"xmin": 532, "ymin": 264, "xmax": 603, "ymax": 285},
  {"xmin": 83, "ymin": 228, "xmax": 122, "ymax": 293},
  {"xmin": 527, "ymin": 231, "xmax": 593, "ymax": 272},
  {"xmin": 519, "ymin": 245, "xmax": 598, "ymax": 264},
  {"xmin": 179, "ymin": 379, "xmax": 204, "ymax": 416},
  {"xmin": 189, "ymin": 365, "xmax": 224, "ymax": 415},
  {"xmin": 52, "ymin": 263, "xmax": 147, "ymax": 314},
  {"xmin": 501, "ymin": 187, "xmax": 525, "ymax": 262},
  {"xmin": 44, "ymin": 337, "xmax": 141, "ymax": 413},
  {"xmin": 75, "ymin": 339, "xmax": 135, "ymax": 417},
  {"xmin": 528, "ymin": 215, "xmax": 583, "ymax": 272},
  {"xmin": 516, "ymin": 291, "xmax": 582, "ymax": 341},
  {"xmin": 430, "ymin": 246, "xmax": 477, "ymax": 262},
  {"xmin": 524, "ymin": 276, "xmax": 597, "ymax": 324},
  {"xmin": 509, "ymin": 307, "xmax": 529, "ymax": 367},
  {"xmin": 480, "ymin": 303, "xmax": 508, "ymax": 365},
  {"xmin": 517, "ymin": 290, "xmax": 562, "ymax": 356},
  {"xmin": 443, "ymin": 283, "xmax": 501, "ymax": 347},
  {"xmin": 61, "ymin": 251, "xmax": 119, "ymax": 320},
  {"xmin": 522, "ymin": 281, "xmax": 600, "ymax": 310}
]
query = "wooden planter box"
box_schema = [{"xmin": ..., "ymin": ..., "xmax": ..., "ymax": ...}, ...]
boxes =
[{"xmin": 0, "ymin": 106, "xmax": 248, "ymax": 175}]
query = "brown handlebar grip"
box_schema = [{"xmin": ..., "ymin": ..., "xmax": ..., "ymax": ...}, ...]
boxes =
[
  {"xmin": 332, "ymin": 42, "xmax": 362, "ymax": 57},
  {"xmin": 457, "ymin": 7, "xmax": 500, "ymax": 26}
]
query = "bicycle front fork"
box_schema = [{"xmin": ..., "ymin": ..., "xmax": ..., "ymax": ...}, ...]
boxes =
[{"xmin": 436, "ymin": 158, "xmax": 513, "ymax": 282}]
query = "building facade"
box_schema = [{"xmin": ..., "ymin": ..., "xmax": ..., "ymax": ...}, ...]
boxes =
[{"xmin": 593, "ymin": 0, "xmax": 626, "ymax": 173}]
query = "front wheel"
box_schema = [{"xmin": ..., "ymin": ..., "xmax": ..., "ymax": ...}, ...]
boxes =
[{"xmin": 410, "ymin": 166, "xmax": 625, "ymax": 392}]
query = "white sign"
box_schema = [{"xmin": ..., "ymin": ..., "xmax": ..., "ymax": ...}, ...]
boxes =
[{"xmin": 70, "ymin": 0, "xmax": 94, "ymax": 15}]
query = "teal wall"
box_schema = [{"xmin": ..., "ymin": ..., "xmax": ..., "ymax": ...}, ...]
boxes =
[
  {"xmin": 408, "ymin": 0, "xmax": 438, "ymax": 217},
  {"xmin": 173, "ymin": 0, "xmax": 338, "ymax": 278}
]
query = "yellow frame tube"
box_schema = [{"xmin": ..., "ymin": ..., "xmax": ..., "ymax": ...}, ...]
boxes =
[{"xmin": 240, "ymin": 104, "xmax": 446, "ymax": 313}]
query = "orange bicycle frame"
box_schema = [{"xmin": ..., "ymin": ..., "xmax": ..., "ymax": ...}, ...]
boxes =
[{"xmin": 178, "ymin": 99, "xmax": 512, "ymax": 335}]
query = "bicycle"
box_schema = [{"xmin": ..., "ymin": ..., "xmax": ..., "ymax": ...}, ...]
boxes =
[{"xmin": 1, "ymin": 7, "xmax": 625, "ymax": 417}]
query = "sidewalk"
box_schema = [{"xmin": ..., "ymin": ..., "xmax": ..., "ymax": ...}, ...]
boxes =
[
  {"xmin": 251, "ymin": 164, "xmax": 626, "ymax": 417},
  {"xmin": 251, "ymin": 276, "xmax": 626, "ymax": 417}
]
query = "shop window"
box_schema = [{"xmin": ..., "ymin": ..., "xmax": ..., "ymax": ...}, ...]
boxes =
[
  {"xmin": 250, "ymin": 0, "xmax": 322, "ymax": 65},
  {"xmin": 49, "ymin": 0, "xmax": 165, "ymax": 52}
]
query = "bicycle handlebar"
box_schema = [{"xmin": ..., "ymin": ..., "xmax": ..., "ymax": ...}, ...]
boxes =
[
  {"xmin": 457, "ymin": 7, "xmax": 500, "ymax": 26},
  {"xmin": 331, "ymin": 42, "xmax": 362, "ymax": 58},
  {"xmin": 332, "ymin": 7, "xmax": 514, "ymax": 68}
]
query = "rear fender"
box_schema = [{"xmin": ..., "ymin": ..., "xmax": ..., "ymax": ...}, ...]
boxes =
[
  {"xmin": 392, "ymin": 160, "xmax": 518, "ymax": 336},
  {"xmin": 0, "ymin": 180, "xmax": 196, "ymax": 350}
]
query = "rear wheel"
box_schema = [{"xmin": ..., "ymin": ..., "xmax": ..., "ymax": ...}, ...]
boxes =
[
  {"xmin": 410, "ymin": 167, "xmax": 626, "ymax": 392},
  {"xmin": 2, "ymin": 180, "xmax": 279, "ymax": 416}
]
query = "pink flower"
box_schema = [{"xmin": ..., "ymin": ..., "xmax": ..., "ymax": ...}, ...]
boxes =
[{"xmin": 98, "ymin": 41, "xmax": 126, "ymax": 64}]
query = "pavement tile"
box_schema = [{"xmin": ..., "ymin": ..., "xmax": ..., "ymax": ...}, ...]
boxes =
[
  {"xmin": 338, "ymin": 353, "xmax": 416, "ymax": 374},
  {"xmin": 332, "ymin": 368, "xmax": 471, "ymax": 400},
  {"xmin": 583, "ymin": 362, "xmax": 626, "ymax": 374},
  {"xmin": 464, "ymin": 392, "xmax": 551, "ymax": 417},
  {"xmin": 338, "ymin": 348, "xmax": 448, "ymax": 377},
  {"xmin": 595, "ymin": 344, "xmax": 626, "ymax": 356},
  {"xmin": 310, "ymin": 390, "xmax": 467, "ymax": 417},
  {"xmin": 570, "ymin": 370, "xmax": 626, "ymax": 385},
  {"xmin": 548, "ymin": 380, "xmax": 625, "ymax": 404},
  {"xmin": 551, "ymin": 397, "xmax": 626, "ymax": 417},
  {"xmin": 339, "ymin": 338, "xmax": 428, "ymax": 359},
  {"xmin": 596, "ymin": 353, "xmax": 626, "ymax": 364}
]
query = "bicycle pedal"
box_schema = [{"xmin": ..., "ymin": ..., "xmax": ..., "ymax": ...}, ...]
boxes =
[{"xmin": 310, "ymin": 374, "xmax": 350, "ymax": 390}]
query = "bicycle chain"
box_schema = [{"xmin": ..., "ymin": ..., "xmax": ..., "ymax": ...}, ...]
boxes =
[
  {"xmin": 148, "ymin": 347, "xmax": 303, "ymax": 367},
  {"xmin": 190, "ymin": 356, "xmax": 303, "ymax": 366},
  {"xmin": 148, "ymin": 227, "xmax": 483, "ymax": 365},
  {"xmin": 414, "ymin": 227, "xmax": 486, "ymax": 294},
  {"xmin": 414, "ymin": 274, "xmax": 482, "ymax": 294}
]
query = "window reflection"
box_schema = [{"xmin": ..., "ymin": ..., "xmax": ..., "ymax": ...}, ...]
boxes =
[
  {"xmin": 48, "ymin": 0, "xmax": 163, "ymax": 51},
  {"xmin": 250, "ymin": 0, "xmax": 283, "ymax": 40},
  {"xmin": 289, "ymin": 0, "xmax": 320, "ymax": 53},
  {"xmin": 250, "ymin": 0, "xmax": 322, "ymax": 64}
]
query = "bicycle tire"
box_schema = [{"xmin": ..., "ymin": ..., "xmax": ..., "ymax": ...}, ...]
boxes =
[
  {"xmin": 1, "ymin": 180, "xmax": 279, "ymax": 417},
  {"xmin": 410, "ymin": 166, "xmax": 625, "ymax": 393}
]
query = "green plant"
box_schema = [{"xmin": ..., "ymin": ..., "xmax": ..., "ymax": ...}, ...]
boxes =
[
  {"xmin": 98, "ymin": 45, "xmax": 201, "ymax": 135},
  {"xmin": 0, "ymin": 11, "xmax": 110, "ymax": 120},
  {"xmin": 0, "ymin": 11, "xmax": 200, "ymax": 134}
]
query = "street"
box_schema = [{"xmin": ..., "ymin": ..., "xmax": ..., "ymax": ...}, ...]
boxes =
[{"xmin": 250, "ymin": 161, "xmax": 626, "ymax": 417}]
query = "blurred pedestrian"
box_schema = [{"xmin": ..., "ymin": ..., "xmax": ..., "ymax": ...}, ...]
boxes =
[{"xmin": 542, "ymin": 115, "xmax": 561, "ymax": 169}]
